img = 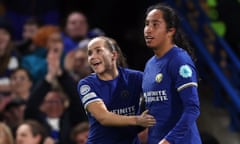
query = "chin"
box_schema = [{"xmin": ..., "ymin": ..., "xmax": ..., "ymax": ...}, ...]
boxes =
[
  {"xmin": 96, "ymin": 70, "xmax": 105, "ymax": 75},
  {"xmin": 146, "ymin": 44, "xmax": 155, "ymax": 49}
]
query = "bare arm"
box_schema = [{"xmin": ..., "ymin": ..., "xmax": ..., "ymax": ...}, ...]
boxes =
[{"xmin": 86, "ymin": 100, "xmax": 156, "ymax": 127}]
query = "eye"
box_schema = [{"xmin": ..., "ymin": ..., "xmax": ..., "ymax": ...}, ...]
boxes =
[
  {"xmin": 145, "ymin": 21, "xmax": 149, "ymax": 26},
  {"xmin": 96, "ymin": 49, "xmax": 101, "ymax": 53},
  {"xmin": 87, "ymin": 50, "xmax": 92, "ymax": 56},
  {"xmin": 153, "ymin": 22, "xmax": 158, "ymax": 27}
]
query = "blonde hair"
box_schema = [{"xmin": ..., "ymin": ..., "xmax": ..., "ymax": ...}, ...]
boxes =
[{"xmin": 0, "ymin": 122, "xmax": 14, "ymax": 144}]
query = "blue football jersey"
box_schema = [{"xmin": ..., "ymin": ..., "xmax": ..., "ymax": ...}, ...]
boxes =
[
  {"xmin": 142, "ymin": 46, "xmax": 201, "ymax": 144},
  {"xmin": 77, "ymin": 67, "xmax": 143, "ymax": 144}
]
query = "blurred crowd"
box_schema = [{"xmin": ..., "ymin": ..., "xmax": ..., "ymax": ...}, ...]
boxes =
[{"xmin": 0, "ymin": 11, "xmax": 100, "ymax": 144}]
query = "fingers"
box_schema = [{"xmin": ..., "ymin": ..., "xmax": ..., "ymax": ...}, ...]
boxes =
[
  {"xmin": 146, "ymin": 117, "xmax": 156, "ymax": 126},
  {"xmin": 136, "ymin": 114, "xmax": 156, "ymax": 127},
  {"xmin": 144, "ymin": 114, "xmax": 155, "ymax": 119},
  {"xmin": 141, "ymin": 110, "xmax": 149, "ymax": 116}
]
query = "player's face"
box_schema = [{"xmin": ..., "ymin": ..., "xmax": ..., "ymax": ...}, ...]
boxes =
[
  {"xmin": 144, "ymin": 9, "xmax": 169, "ymax": 49},
  {"xmin": 87, "ymin": 38, "xmax": 115, "ymax": 75}
]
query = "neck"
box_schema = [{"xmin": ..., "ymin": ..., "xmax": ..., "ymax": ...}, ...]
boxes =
[
  {"xmin": 154, "ymin": 42, "xmax": 175, "ymax": 58},
  {"xmin": 98, "ymin": 65, "xmax": 119, "ymax": 81}
]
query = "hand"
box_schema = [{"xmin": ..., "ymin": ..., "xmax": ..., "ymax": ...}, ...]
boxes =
[
  {"xmin": 46, "ymin": 48, "xmax": 62, "ymax": 82},
  {"xmin": 64, "ymin": 51, "xmax": 74, "ymax": 71},
  {"xmin": 0, "ymin": 96, "xmax": 11, "ymax": 112},
  {"xmin": 136, "ymin": 110, "xmax": 156, "ymax": 127},
  {"xmin": 158, "ymin": 139, "xmax": 170, "ymax": 144}
]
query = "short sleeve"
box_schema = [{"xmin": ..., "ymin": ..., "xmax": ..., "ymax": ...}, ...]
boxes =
[{"xmin": 77, "ymin": 79, "xmax": 102, "ymax": 109}]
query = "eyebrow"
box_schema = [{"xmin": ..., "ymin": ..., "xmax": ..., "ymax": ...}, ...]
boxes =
[
  {"xmin": 146, "ymin": 19, "xmax": 162, "ymax": 23},
  {"xmin": 88, "ymin": 46, "xmax": 103, "ymax": 52}
]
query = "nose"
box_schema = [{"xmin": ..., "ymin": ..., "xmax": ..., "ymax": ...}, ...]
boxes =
[
  {"xmin": 144, "ymin": 25, "xmax": 152, "ymax": 34},
  {"xmin": 88, "ymin": 51, "xmax": 97, "ymax": 61}
]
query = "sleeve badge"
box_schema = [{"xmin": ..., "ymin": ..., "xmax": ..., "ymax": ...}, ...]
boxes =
[
  {"xmin": 80, "ymin": 85, "xmax": 91, "ymax": 95},
  {"xmin": 179, "ymin": 64, "xmax": 192, "ymax": 78}
]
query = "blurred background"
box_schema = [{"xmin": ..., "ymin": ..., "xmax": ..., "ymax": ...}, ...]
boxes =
[{"xmin": 0, "ymin": 0, "xmax": 239, "ymax": 144}]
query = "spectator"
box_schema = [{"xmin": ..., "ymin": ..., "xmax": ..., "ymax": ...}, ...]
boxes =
[
  {"xmin": 0, "ymin": 122, "xmax": 14, "ymax": 144},
  {"xmin": 64, "ymin": 47, "xmax": 92, "ymax": 82},
  {"xmin": 15, "ymin": 120, "xmax": 48, "ymax": 144},
  {"xmin": 16, "ymin": 18, "xmax": 42, "ymax": 58},
  {"xmin": 2, "ymin": 98, "xmax": 26, "ymax": 136},
  {"xmin": 21, "ymin": 25, "xmax": 64, "ymax": 84},
  {"xmin": 0, "ymin": 17, "xmax": 19, "ymax": 94},
  {"xmin": 62, "ymin": 11, "xmax": 104, "ymax": 53},
  {"xmin": 62, "ymin": 11, "xmax": 89, "ymax": 53},
  {"xmin": 24, "ymin": 42, "xmax": 87, "ymax": 144},
  {"xmin": 10, "ymin": 67, "xmax": 32, "ymax": 101},
  {"xmin": 70, "ymin": 121, "xmax": 89, "ymax": 144}
]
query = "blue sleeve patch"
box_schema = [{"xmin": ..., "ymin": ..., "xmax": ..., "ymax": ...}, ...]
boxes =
[{"xmin": 179, "ymin": 65, "xmax": 192, "ymax": 78}]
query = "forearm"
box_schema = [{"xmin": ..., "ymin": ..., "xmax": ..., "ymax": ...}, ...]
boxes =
[
  {"xmin": 165, "ymin": 87, "xmax": 200, "ymax": 143},
  {"xmin": 97, "ymin": 111, "xmax": 137, "ymax": 126}
]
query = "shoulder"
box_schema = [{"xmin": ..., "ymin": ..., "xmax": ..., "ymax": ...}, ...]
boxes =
[
  {"xmin": 78, "ymin": 73, "xmax": 96, "ymax": 85},
  {"xmin": 119, "ymin": 67, "xmax": 143, "ymax": 83},
  {"xmin": 145, "ymin": 56, "xmax": 155, "ymax": 65},
  {"xmin": 77, "ymin": 73, "xmax": 96, "ymax": 88},
  {"xmin": 120, "ymin": 67, "xmax": 143, "ymax": 77},
  {"xmin": 77, "ymin": 73, "xmax": 99, "ymax": 97},
  {"xmin": 167, "ymin": 48, "xmax": 197, "ymax": 77},
  {"xmin": 169, "ymin": 47, "xmax": 194, "ymax": 66}
]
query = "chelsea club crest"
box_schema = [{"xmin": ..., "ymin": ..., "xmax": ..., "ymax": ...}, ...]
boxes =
[{"xmin": 155, "ymin": 73, "xmax": 163, "ymax": 83}]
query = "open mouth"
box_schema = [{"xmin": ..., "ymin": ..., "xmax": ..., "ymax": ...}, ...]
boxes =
[
  {"xmin": 92, "ymin": 62, "xmax": 101, "ymax": 68},
  {"xmin": 145, "ymin": 36, "xmax": 154, "ymax": 42}
]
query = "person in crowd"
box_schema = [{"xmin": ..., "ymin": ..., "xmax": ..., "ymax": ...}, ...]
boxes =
[
  {"xmin": 62, "ymin": 11, "xmax": 90, "ymax": 53},
  {"xmin": 62, "ymin": 11, "xmax": 105, "ymax": 53},
  {"xmin": 15, "ymin": 120, "xmax": 49, "ymax": 144},
  {"xmin": 64, "ymin": 47, "xmax": 92, "ymax": 82},
  {"xmin": 10, "ymin": 67, "xmax": 32, "ymax": 101},
  {"xmin": 16, "ymin": 18, "xmax": 42, "ymax": 57},
  {"xmin": 77, "ymin": 36, "xmax": 156, "ymax": 143},
  {"xmin": 0, "ymin": 122, "xmax": 14, "ymax": 144},
  {"xmin": 0, "ymin": 17, "xmax": 19, "ymax": 94},
  {"xmin": 21, "ymin": 25, "xmax": 65, "ymax": 83},
  {"xmin": 24, "ymin": 43, "xmax": 87, "ymax": 144},
  {"xmin": 142, "ymin": 3, "xmax": 201, "ymax": 144},
  {"xmin": 2, "ymin": 98, "xmax": 26, "ymax": 136},
  {"xmin": 70, "ymin": 121, "xmax": 89, "ymax": 144}
]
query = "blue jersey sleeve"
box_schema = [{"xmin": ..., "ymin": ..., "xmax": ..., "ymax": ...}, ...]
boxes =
[
  {"xmin": 169, "ymin": 52, "xmax": 198, "ymax": 91},
  {"xmin": 165, "ymin": 52, "xmax": 200, "ymax": 143},
  {"xmin": 77, "ymin": 79, "xmax": 102, "ymax": 110}
]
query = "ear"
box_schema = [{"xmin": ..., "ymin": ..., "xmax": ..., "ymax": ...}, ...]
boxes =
[
  {"xmin": 112, "ymin": 51, "xmax": 118, "ymax": 61},
  {"xmin": 167, "ymin": 28, "xmax": 176, "ymax": 37},
  {"xmin": 34, "ymin": 134, "xmax": 42, "ymax": 144}
]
